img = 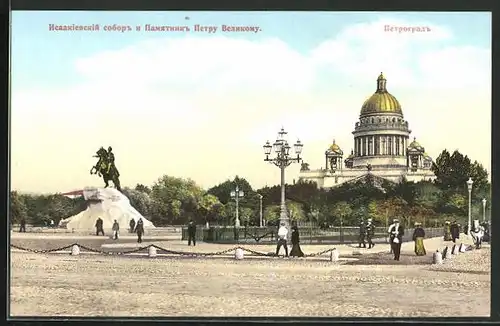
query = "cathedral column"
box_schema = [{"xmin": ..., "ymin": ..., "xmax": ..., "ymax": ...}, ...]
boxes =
[
  {"xmin": 401, "ymin": 137, "xmax": 404, "ymax": 156},
  {"xmin": 386, "ymin": 136, "xmax": 389, "ymax": 155},
  {"xmin": 371, "ymin": 136, "xmax": 375, "ymax": 155},
  {"xmin": 393, "ymin": 135, "xmax": 396, "ymax": 155},
  {"xmin": 364, "ymin": 137, "xmax": 368, "ymax": 156}
]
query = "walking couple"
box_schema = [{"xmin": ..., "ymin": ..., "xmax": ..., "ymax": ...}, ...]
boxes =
[{"xmin": 276, "ymin": 222, "xmax": 304, "ymax": 258}]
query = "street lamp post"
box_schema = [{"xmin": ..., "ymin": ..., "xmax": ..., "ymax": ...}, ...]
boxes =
[
  {"xmin": 230, "ymin": 185, "xmax": 244, "ymax": 227},
  {"xmin": 257, "ymin": 194, "xmax": 263, "ymax": 227},
  {"xmin": 466, "ymin": 177, "xmax": 474, "ymax": 237},
  {"xmin": 482, "ymin": 198, "xmax": 487, "ymax": 222},
  {"xmin": 263, "ymin": 127, "xmax": 303, "ymax": 241}
]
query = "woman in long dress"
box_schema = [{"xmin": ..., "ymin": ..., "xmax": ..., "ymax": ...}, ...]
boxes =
[
  {"xmin": 412, "ymin": 222, "xmax": 426, "ymax": 256},
  {"xmin": 290, "ymin": 225, "xmax": 304, "ymax": 257}
]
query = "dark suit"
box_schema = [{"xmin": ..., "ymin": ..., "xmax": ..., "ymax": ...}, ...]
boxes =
[
  {"xmin": 135, "ymin": 221, "xmax": 144, "ymax": 243},
  {"xmin": 187, "ymin": 223, "xmax": 196, "ymax": 246},
  {"xmin": 95, "ymin": 218, "xmax": 104, "ymax": 236},
  {"xmin": 450, "ymin": 223, "xmax": 460, "ymax": 243},
  {"xmin": 390, "ymin": 224, "xmax": 404, "ymax": 261}
]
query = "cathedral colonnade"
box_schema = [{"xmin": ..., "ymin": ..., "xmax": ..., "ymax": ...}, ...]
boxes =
[{"xmin": 354, "ymin": 135, "xmax": 408, "ymax": 156}]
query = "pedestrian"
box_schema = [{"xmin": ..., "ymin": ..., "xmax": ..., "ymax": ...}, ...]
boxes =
[
  {"xmin": 412, "ymin": 222, "xmax": 426, "ymax": 256},
  {"xmin": 290, "ymin": 225, "xmax": 304, "ymax": 257},
  {"xmin": 358, "ymin": 221, "xmax": 366, "ymax": 248},
  {"xmin": 387, "ymin": 219, "xmax": 397, "ymax": 254},
  {"xmin": 482, "ymin": 221, "xmax": 490, "ymax": 243},
  {"xmin": 450, "ymin": 220, "xmax": 460, "ymax": 243},
  {"xmin": 187, "ymin": 220, "xmax": 196, "ymax": 246},
  {"xmin": 275, "ymin": 222, "xmax": 289, "ymax": 257},
  {"xmin": 112, "ymin": 219, "xmax": 120, "ymax": 240},
  {"xmin": 444, "ymin": 221, "xmax": 452, "ymax": 241},
  {"xmin": 135, "ymin": 218, "xmax": 144, "ymax": 243},
  {"xmin": 95, "ymin": 217, "xmax": 104, "ymax": 236},
  {"xmin": 366, "ymin": 218, "xmax": 375, "ymax": 249},
  {"xmin": 19, "ymin": 218, "xmax": 26, "ymax": 233},
  {"xmin": 470, "ymin": 220, "xmax": 484, "ymax": 249},
  {"xmin": 50, "ymin": 219, "xmax": 55, "ymax": 228},
  {"xmin": 129, "ymin": 218, "xmax": 136, "ymax": 233},
  {"xmin": 389, "ymin": 218, "xmax": 404, "ymax": 261}
]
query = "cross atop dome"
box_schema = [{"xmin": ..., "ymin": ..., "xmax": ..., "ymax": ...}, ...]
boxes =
[{"xmin": 376, "ymin": 72, "xmax": 387, "ymax": 93}]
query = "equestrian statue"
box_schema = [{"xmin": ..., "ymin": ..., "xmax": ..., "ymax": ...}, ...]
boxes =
[{"xmin": 90, "ymin": 146, "xmax": 122, "ymax": 192}]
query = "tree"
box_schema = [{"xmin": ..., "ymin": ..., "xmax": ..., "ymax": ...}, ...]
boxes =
[
  {"xmin": 122, "ymin": 187, "xmax": 153, "ymax": 217},
  {"xmin": 330, "ymin": 201, "xmax": 353, "ymax": 225},
  {"xmin": 198, "ymin": 194, "xmax": 222, "ymax": 224},
  {"xmin": 414, "ymin": 181, "xmax": 442, "ymax": 210},
  {"xmin": 220, "ymin": 202, "xmax": 236, "ymax": 225},
  {"xmin": 263, "ymin": 205, "xmax": 280, "ymax": 224},
  {"xmin": 441, "ymin": 193, "xmax": 467, "ymax": 216},
  {"xmin": 207, "ymin": 176, "xmax": 254, "ymax": 205},
  {"xmin": 432, "ymin": 149, "xmax": 488, "ymax": 191},
  {"xmin": 367, "ymin": 200, "xmax": 386, "ymax": 225},
  {"xmin": 10, "ymin": 191, "xmax": 27, "ymax": 224},
  {"xmin": 149, "ymin": 175, "xmax": 205, "ymax": 225},
  {"xmin": 286, "ymin": 200, "xmax": 305, "ymax": 222},
  {"xmin": 239, "ymin": 207, "xmax": 254, "ymax": 224},
  {"xmin": 135, "ymin": 184, "xmax": 151, "ymax": 194}
]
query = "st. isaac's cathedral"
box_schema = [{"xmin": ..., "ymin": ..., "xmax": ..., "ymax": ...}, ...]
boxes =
[{"xmin": 298, "ymin": 73, "xmax": 436, "ymax": 189}]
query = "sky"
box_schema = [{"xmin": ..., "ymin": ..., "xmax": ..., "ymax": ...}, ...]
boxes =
[{"xmin": 11, "ymin": 11, "xmax": 491, "ymax": 194}]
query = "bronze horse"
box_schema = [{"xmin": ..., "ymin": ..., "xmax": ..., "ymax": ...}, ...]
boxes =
[{"xmin": 90, "ymin": 147, "xmax": 122, "ymax": 191}]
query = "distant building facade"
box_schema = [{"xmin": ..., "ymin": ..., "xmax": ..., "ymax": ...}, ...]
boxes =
[{"xmin": 299, "ymin": 73, "xmax": 436, "ymax": 188}]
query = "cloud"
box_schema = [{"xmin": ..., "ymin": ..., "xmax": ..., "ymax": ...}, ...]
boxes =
[{"xmin": 11, "ymin": 18, "xmax": 491, "ymax": 193}]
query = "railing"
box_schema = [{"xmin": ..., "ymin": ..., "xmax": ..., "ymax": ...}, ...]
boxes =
[{"xmin": 181, "ymin": 226, "xmax": 445, "ymax": 244}]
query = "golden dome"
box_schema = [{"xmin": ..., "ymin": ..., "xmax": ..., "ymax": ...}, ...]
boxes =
[
  {"xmin": 327, "ymin": 139, "xmax": 342, "ymax": 154},
  {"xmin": 408, "ymin": 137, "xmax": 424, "ymax": 150},
  {"xmin": 360, "ymin": 73, "xmax": 403, "ymax": 116}
]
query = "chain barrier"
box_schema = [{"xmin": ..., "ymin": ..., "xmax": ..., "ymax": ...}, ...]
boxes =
[
  {"xmin": 10, "ymin": 243, "xmax": 74, "ymax": 254},
  {"xmin": 11, "ymin": 243, "xmax": 337, "ymax": 258}
]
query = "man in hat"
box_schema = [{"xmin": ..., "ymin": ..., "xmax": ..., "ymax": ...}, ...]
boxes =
[
  {"xmin": 276, "ymin": 222, "xmax": 289, "ymax": 257},
  {"xmin": 387, "ymin": 218, "xmax": 399, "ymax": 254},
  {"xmin": 365, "ymin": 218, "xmax": 375, "ymax": 249},
  {"xmin": 135, "ymin": 218, "xmax": 144, "ymax": 243},
  {"xmin": 450, "ymin": 220, "xmax": 460, "ymax": 243},
  {"xmin": 358, "ymin": 221, "xmax": 366, "ymax": 248},
  {"xmin": 95, "ymin": 217, "xmax": 104, "ymax": 236},
  {"xmin": 112, "ymin": 219, "xmax": 120, "ymax": 240},
  {"xmin": 187, "ymin": 220, "xmax": 197, "ymax": 246},
  {"xmin": 389, "ymin": 218, "xmax": 404, "ymax": 261}
]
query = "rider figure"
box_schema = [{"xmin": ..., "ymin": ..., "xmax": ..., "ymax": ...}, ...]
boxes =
[{"xmin": 107, "ymin": 146, "xmax": 115, "ymax": 174}]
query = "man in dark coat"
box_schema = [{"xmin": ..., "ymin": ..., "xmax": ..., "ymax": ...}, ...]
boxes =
[
  {"xmin": 135, "ymin": 218, "xmax": 144, "ymax": 243},
  {"xmin": 129, "ymin": 218, "xmax": 136, "ymax": 233},
  {"xmin": 365, "ymin": 219, "xmax": 375, "ymax": 249},
  {"xmin": 358, "ymin": 221, "xmax": 366, "ymax": 248},
  {"xmin": 112, "ymin": 219, "xmax": 120, "ymax": 240},
  {"xmin": 187, "ymin": 220, "xmax": 197, "ymax": 246},
  {"xmin": 95, "ymin": 217, "xmax": 104, "ymax": 236},
  {"xmin": 19, "ymin": 218, "xmax": 26, "ymax": 233},
  {"xmin": 450, "ymin": 220, "xmax": 460, "ymax": 243},
  {"xmin": 389, "ymin": 219, "xmax": 404, "ymax": 261}
]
